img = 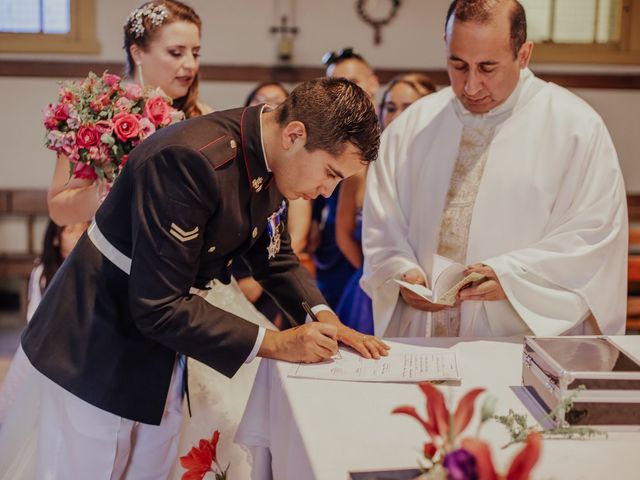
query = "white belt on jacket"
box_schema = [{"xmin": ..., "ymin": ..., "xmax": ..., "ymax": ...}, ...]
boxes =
[{"xmin": 87, "ymin": 220, "xmax": 131, "ymax": 275}]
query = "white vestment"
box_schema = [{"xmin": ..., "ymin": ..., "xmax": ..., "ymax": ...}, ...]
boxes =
[{"xmin": 361, "ymin": 69, "xmax": 627, "ymax": 338}]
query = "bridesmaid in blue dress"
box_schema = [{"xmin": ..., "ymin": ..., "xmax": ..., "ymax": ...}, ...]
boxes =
[{"xmin": 335, "ymin": 73, "xmax": 436, "ymax": 333}]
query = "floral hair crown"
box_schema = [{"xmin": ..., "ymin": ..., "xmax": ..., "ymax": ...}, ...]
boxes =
[{"xmin": 127, "ymin": 3, "xmax": 170, "ymax": 38}]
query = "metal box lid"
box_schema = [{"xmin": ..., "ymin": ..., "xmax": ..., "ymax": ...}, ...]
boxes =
[{"xmin": 523, "ymin": 336, "xmax": 640, "ymax": 391}]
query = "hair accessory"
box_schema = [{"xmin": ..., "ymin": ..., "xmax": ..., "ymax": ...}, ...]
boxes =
[
  {"xmin": 127, "ymin": 3, "xmax": 170, "ymax": 38},
  {"xmin": 321, "ymin": 47, "xmax": 360, "ymax": 66}
]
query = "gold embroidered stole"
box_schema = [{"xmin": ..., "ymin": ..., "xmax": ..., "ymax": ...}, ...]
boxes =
[{"xmin": 431, "ymin": 126, "xmax": 495, "ymax": 336}]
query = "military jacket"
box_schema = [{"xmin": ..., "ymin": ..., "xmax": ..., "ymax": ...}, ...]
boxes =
[{"xmin": 22, "ymin": 106, "xmax": 325, "ymax": 424}]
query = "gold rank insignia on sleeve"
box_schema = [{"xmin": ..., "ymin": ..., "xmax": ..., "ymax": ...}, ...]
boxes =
[
  {"xmin": 169, "ymin": 223, "xmax": 200, "ymax": 242},
  {"xmin": 251, "ymin": 177, "xmax": 264, "ymax": 193}
]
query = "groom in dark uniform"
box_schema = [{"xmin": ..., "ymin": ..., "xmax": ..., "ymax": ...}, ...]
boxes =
[{"xmin": 18, "ymin": 78, "xmax": 388, "ymax": 478}]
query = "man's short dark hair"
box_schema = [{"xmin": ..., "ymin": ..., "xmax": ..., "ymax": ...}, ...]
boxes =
[
  {"xmin": 445, "ymin": 0, "xmax": 527, "ymax": 58},
  {"xmin": 275, "ymin": 78, "xmax": 380, "ymax": 164}
]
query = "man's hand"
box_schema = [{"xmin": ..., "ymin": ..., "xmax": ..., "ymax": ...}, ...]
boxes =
[
  {"xmin": 399, "ymin": 268, "xmax": 448, "ymax": 312},
  {"xmin": 459, "ymin": 264, "xmax": 506, "ymax": 301},
  {"xmin": 315, "ymin": 310, "xmax": 390, "ymax": 360},
  {"xmin": 258, "ymin": 323, "xmax": 339, "ymax": 363}
]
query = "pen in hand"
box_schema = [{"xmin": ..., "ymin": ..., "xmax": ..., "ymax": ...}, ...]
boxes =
[{"xmin": 301, "ymin": 301, "xmax": 342, "ymax": 359}]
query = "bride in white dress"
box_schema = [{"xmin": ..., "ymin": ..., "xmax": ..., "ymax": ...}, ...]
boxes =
[{"xmin": 173, "ymin": 278, "xmax": 277, "ymax": 479}]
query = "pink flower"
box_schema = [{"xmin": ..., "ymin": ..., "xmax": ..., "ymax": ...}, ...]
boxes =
[
  {"xmin": 66, "ymin": 107, "xmax": 81, "ymax": 130},
  {"xmin": 114, "ymin": 96, "xmax": 134, "ymax": 114},
  {"xmin": 95, "ymin": 120, "xmax": 114, "ymax": 135},
  {"xmin": 90, "ymin": 93, "xmax": 112, "ymax": 112},
  {"xmin": 73, "ymin": 161, "xmax": 98, "ymax": 180},
  {"xmin": 124, "ymin": 83, "xmax": 143, "ymax": 100},
  {"xmin": 144, "ymin": 96, "xmax": 172, "ymax": 127},
  {"xmin": 113, "ymin": 112, "xmax": 140, "ymax": 141},
  {"xmin": 138, "ymin": 117, "xmax": 157, "ymax": 140},
  {"xmin": 60, "ymin": 90, "xmax": 75, "ymax": 104},
  {"xmin": 77, "ymin": 125, "xmax": 100, "ymax": 149},
  {"xmin": 102, "ymin": 72, "xmax": 120, "ymax": 87},
  {"xmin": 43, "ymin": 104, "xmax": 59, "ymax": 129},
  {"xmin": 54, "ymin": 103, "xmax": 70, "ymax": 121},
  {"xmin": 120, "ymin": 154, "xmax": 129, "ymax": 168}
]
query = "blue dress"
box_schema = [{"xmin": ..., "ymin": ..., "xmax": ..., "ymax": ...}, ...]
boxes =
[
  {"xmin": 312, "ymin": 186, "xmax": 356, "ymax": 309},
  {"xmin": 335, "ymin": 209, "xmax": 373, "ymax": 334}
]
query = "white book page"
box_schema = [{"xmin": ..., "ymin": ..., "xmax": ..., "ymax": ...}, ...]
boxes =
[
  {"xmin": 288, "ymin": 348, "xmax": 461, "ymax": 383},
  {"xmin": 432, "ymin": 254, "xmax": 466, "ymax": 301},
  {"xmin": 392, "ymin": 278, "xmax": 433, "ymax": 300}
]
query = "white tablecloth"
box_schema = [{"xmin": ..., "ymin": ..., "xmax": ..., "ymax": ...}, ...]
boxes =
[{"xmin": 235, "ymin": 336, "xmax": 640, "ymax": 480}]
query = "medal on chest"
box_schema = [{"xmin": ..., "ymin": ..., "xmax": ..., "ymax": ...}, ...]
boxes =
[{"xmin": 266, "ymin": 200, "xmax": 287, "ymax": 259}]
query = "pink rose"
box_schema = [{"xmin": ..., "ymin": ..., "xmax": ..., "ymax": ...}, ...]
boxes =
[
  {"xmin": 124, "ymin": 83, "xmax": 143, "ymax": 100},
  {"xmin": 113, "ymin": 112, "xmax": 141, "ymax": 141},
  {"xmin": 120, "ymin": 154, "xmax": 129, "ymax": 168},
  {"xmin": 54, "ymin": 103, "xmax": 70, "ymax": 121},
  {"xmin": 144, "ymin": 96, "xmax": 171, "ymax": 127},
  {"xmin": 77, "ymin": 125, "xmax": 100, "ymax": 148},
  {"xmin": 102, "ymin": 72, "xmax": 120, "ymax": 87},
  {"xmin": 73, "ymin": 161, "xmax": 98, "ymax": 180}
]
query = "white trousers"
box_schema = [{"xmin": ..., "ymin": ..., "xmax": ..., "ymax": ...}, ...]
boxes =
[{"xmin": 35, "ymin": 356, "xmax": 185, "ymax": 480}]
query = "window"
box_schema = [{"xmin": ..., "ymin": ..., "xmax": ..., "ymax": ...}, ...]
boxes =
[
  {"xmin": 0, "ymin": 0, "xmax": 99, "ymax": 53},
  {"xmin": 520, "ymin": 0, "xmax": 640, "ymax": 64}
]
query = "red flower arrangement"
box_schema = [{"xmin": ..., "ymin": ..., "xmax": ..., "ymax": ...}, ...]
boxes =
[
  {"xmin": 393, "ymin": 382, "xmax": 541, "ymax": 480},
  {"xmin": 179, "ymin": 429, "xmax": 229, "ymax": 480},
  {"xmin": 43, "ymin": 71, "xmax": 184, "ymax": 183}
]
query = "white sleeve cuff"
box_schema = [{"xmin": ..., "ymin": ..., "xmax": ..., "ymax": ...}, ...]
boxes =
[
  {"xmin": 305, "ymin": 304, "xmax": 334, "ymax": 323},
  {"xmin": 245, "ymin": 326, "xmax": 266, "ymax": 363}
]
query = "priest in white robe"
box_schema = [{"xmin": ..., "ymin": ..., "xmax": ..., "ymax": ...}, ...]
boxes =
[{"xmin": 361, "ymin": 0, "xmax": 628, "ymax": 338}]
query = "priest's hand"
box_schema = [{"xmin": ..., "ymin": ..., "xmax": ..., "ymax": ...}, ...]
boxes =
[
  {"xmin": 459, "ymin": 264, "xmax": 506, "ymax": 301},
  {"xmin": 315, "ymin": 310, "xmax": 390, "ymax": 360},
  {"xmin": 399, "ymin": 268, "xmax": 449, "ymax": 312},
  {"xmin": 258, "ymin": 323, "xmax": 339, "ymax": 363}
]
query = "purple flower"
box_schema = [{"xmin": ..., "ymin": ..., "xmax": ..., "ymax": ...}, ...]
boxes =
[{"xmin": 443, "ymin": 448, "xmax": 477, "ymax": 480}]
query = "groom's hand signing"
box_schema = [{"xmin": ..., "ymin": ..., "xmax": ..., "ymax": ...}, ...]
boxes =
[{"xmin": 259, "ymin": 323, "xmax": 339, "ymax": 363}]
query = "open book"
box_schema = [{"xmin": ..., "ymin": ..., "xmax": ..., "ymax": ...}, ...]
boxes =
[{"xmin": 394, "ymin": 255, "xmax": 486, "ymax": 306}]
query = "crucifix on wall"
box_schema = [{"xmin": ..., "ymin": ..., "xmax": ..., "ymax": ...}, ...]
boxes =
[
  {"xmin": 355, "ymin": 0, "xmax": 402, "ymax": 45},
  {"xmin": 270, "ymin": 0, "xmax": 299, "ymax": 62}
]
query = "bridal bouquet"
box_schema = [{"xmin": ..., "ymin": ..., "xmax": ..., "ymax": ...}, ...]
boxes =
[
  {"xmin": 393, "ymin": 383, "xmax": 541, "ymax": 480},
  {"xmin": 43, "ymin": 71, "xmax": 184, "ymax": 182}
]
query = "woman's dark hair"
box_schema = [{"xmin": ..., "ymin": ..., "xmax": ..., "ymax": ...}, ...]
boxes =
[
  {"xmin": 244, "ymin": 82, "xmax": 289, "ymax": 107},
  {"xmin": 38, "ymin": 220, "xmax": 65, "ymax": 294},
  {"xmin": 275, "ymin": 78, "xmax": 380, "ymax": 164},
  {"xmin": 123, "ymin": 0, "xmax": 203, "ymax": 118}
]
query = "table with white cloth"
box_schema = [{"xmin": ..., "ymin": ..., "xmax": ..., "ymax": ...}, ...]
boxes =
[{"xmin": 235, "ymin": 336, "xmax": 640, "ymax": 480}]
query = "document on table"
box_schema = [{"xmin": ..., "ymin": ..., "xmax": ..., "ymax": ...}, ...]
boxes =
[{"xmin": 288, "ymin": 348, "xmax": 460, "ymax": 383}]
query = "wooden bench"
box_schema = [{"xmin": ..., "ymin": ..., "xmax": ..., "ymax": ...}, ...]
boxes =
[{"xmin": 0, "ymin": 189, "xmax": 49, "ymax": 319}]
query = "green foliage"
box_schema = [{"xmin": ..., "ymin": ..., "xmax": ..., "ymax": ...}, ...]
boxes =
[{"xmin": 494, "ymin": 385, "xmax": 606, "ymax": 448}]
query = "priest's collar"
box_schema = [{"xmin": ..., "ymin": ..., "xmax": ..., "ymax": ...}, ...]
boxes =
[
  {"xmin": 240, "ymin": 105, "xmax": 272, "ymax": 193},
  {"xmin": 453, "ymin": 68, "xmax": 534, "ymax": 128}
]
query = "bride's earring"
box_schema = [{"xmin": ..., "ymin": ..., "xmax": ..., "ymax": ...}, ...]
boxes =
[{"xmin": 136, "ymin": 61, "xmax": 144, "ymax": 87}]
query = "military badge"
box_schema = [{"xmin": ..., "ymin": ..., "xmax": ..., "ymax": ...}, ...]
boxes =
[
  {"xmin": 252, "ymin": 177, "xmax": 264, "ymax": 193},
  {"xmin": 169, "ymin": 223, "xmax": 199, "ymax": 242},
  {"xmin": 266, "ymin": 200, "xmax": 287, "ymax": 259}
]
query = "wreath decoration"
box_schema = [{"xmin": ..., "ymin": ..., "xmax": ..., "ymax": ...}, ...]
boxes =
[{"xmin": 355, "ymin": 0, "xmax": 402, "ymax": 44}]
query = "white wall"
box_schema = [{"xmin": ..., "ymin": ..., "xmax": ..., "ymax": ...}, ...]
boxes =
[{"xmin": 1, "ymin": 0, "xmax": 638, "ymax": 190}]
